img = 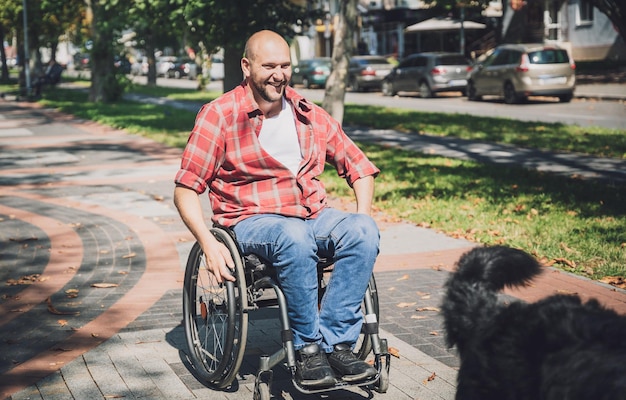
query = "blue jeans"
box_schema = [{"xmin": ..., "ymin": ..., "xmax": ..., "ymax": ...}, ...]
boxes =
[{"xmin": 232, "ymin": 207, "xmax": 379, "ymax": 353}]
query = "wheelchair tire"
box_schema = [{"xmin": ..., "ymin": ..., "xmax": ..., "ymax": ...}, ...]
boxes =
[
  {"xmin": 182, "ymin": 229, "xmax": 248, "ymax": 389},
  {"xmin": 354, "ymin": 274, "xmax": 380, "ymax": 360}
]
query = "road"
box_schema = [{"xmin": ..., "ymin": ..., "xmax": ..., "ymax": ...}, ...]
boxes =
[{"xmin": 129, "ymin": 75, "xmax": 626, "ymax": 130}]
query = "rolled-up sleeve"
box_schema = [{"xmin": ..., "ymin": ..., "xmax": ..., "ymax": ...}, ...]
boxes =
[{"xmin": 175, "ymin": 103, "xmax": 226, "ymax": 194}]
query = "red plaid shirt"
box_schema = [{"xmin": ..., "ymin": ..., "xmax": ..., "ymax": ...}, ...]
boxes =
[{"xmin": 175, "ymin": 82, "xmax": 379, "ymax": 227}]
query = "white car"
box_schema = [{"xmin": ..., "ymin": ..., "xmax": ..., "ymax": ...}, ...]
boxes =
[{"xmin": 209, "ymin": 56, "xmax": 224, "ymax": 81}]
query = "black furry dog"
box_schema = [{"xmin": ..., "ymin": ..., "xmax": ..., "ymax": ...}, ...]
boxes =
[{"xmin": 441, "ymin": 246, "xmax": 626, "ymax": 400}]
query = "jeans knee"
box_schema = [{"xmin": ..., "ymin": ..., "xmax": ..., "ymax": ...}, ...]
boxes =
[{"xmin": 340, "ymin": 214, "xmax": 379, "ymax": 252}]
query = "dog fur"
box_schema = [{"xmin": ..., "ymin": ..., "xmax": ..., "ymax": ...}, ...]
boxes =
[{"xmin": 441, "ymin": 245, "xmax": 626, "ymax": 400}]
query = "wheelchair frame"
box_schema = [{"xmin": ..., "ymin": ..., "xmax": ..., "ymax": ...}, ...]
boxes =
[{"xmin": 182, "ymin": 227, "xmax": 390, "ymax": 399}]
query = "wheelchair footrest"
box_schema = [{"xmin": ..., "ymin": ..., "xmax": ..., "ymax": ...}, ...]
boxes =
[{"xmin": 290, "ymin": 342, "xmax": 391, "ymax": 395}]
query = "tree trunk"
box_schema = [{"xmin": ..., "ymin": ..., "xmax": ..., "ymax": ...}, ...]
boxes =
[
  {"xmin": 321, "ymin": 0, "xmax": 358, "ymax": 125},
  {"xmin": 87, "ymin": 0, "xmax": 120, "ymax": 102},
  {"xmin": 222, "ymin": 44, "xmax": 244, "ymax": 93},
  {"xmin": 145, "ymin": 35, "xmax": 157, "ymax": 87},
  {"xmin": 0, "ymin": 24, "xmax": 9, "ymax": 82}
]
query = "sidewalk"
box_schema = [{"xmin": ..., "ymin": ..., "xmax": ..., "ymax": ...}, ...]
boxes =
[{"xmin": 1, "ymin": 98, "xmax": 625, "ymax": 400}]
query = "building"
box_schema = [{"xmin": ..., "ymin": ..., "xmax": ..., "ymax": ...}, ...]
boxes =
[
  {"xmin": 501, "ymin": 0, "xmax": 626, "ymax": 61},
  {"xmin": 295, "ymin": 0, "xmax": 625, "ymax": 63}
]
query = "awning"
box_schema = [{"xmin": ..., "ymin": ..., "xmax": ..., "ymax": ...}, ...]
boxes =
[{"xmin": 405, "ymin": 17, "xmax": 487, "ymax": 32}]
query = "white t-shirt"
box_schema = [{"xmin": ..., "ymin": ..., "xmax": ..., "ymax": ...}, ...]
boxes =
[{"xmin": 258, "ymin": 98, "xmax": 303, "ymax": 176}]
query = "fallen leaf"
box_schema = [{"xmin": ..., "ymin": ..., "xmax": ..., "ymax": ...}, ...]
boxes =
[
  {"xmin": 423, "ymin": 372, "xmax": 437, "ymax": 384},
  {"xmin": 551, "ymin": 257, "xmax": 576, "ymax": 268},
  {"xmin": 46, "ymin": 297, "xmax": 80, "ymax": 316},
  {"xmin": 388, "ymin": 347, "xmax": 400, "ymax": 358},
  {"xmin": 396, "ymin": 302, "xmax": 416, "ymax": 308},
  {"xmin": 599, "ymin": 276, "xmax": 626, "ymax": 289},
  {"xmin": 410, "ymin": 315, "xmax": 427, "ymax": 320},
  {"xmin": 58, "ymin": 319, "xmax": 68, "ymax": 326},
  {"xmin": 429, "ymin": 331, "xmax": 439, "ymax": 336},
  {"xmin": 9, "ymin": 236, "xmax": 38, "ymax": 242},
  {"xmin": 91, "ymin": 283, "xmax": 119, "ymax": 288},
  {"xmin": 397, "ymin": 274, "xmax": 410, "ymax": 281},
  {"xmin": 65, "ymin": 289, "xmax": 79, "ymax": 298},
  {"xmin": 122, "ymin": 252, "xmax": 136, "ymax": 259},
  {"xmin": 416, "ymin": 306, "xmax": 440, "ymax": 312}
]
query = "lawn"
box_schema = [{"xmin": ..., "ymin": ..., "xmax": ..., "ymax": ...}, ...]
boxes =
[{"xmin": 3, "ymin": 81, "xmax": 624, "ymax": 284}]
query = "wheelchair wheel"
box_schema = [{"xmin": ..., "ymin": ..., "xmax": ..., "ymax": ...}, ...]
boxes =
[
  {"xmin": 182, "ymin": 228, "xmax": 248, "ymax": 389},
  {"xmin": 354, "ymin": 274, "xmax": 380, "ymax": 360}
]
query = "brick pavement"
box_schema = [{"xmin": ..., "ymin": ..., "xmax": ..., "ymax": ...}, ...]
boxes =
[{"xmin": 1, "ymin": 98, "xmax": 625, "ymax": 400}]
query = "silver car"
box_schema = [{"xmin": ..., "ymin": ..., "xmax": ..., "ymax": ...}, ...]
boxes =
[
  {"xmin": 381, "ymin": 52, "xmax": 471, "ymax": 98},
  {"xmin": 467, "ymin": 43, "xmax": 576, "ymax": 104},
  {"xmin": 348, "ymin": 56, "xmax": 394, "ymax": 92}
]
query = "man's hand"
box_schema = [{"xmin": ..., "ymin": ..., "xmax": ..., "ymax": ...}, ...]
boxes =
[
  {"xmin": 199, "ymin": 237, "xmax": 236, "ymax": 283},
  {"xmin": 174, "ymin": 185, "xmax": 236, "ymax": 283}
]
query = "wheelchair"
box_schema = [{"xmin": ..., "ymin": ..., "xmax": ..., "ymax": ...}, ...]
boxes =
[{"xmin": 182, "ymin": 226, "xmax": 390, "ymax": 400}]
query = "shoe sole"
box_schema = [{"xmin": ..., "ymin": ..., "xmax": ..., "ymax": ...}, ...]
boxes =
[
  {"xmin": 297, "ymin": 376, "xmax": 337, "ymax": 387},
  {"xmin": 340, "ymin": 371, "xmax": 377, "ymax": 382}
]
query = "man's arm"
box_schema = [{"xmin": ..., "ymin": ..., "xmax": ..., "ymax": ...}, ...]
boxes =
[
  {"xmin": 352, "ymin": 175, "xmax": 375, "ymax": 216},
  {"xmin": 173, "ymin": 185, "xmax": 235, "ymax": 282}
]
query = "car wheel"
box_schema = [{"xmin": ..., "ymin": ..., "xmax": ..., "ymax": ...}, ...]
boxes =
[
  {"xmin": 558, "ymin": 93, "xmax": 573, "ymax": 103},
  {"xmin": 381, "ymin": 81, "xmax": 395, "ymax": 96},
  {"xmin": 467, "ymin": 81, "xmax": 481, "ymax": 101},
  {"xmin": 419, "ymin": 81, "xmax": 433, "ymax": 98},
  {"xmin": 503, "ymin": 82, "xmax": 524, "ymax": 104},
  {"xmin": 302, "ymin": 77, "xmax": 311, "ymax": 89}
]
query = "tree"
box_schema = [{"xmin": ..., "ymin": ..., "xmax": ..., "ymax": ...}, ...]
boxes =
[
  {"xmin": 86, "ymin": 0, "xmax": 126, "ymax": 102},
  {"xmin": 184, "ymin": 0, "xmax": 318, "ymax": 92},
  {"xmin": 321, "ymin": 0, "xmax": 359, "ymax": 125},
  {"xmin": 128, "ymin": 0, "xmax": 187, "ymax": 86}
]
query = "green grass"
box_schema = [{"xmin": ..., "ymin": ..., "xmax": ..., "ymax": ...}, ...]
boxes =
[{"xmin": 17, "ymin": 84, "xmax": 626, "ymax": 282}]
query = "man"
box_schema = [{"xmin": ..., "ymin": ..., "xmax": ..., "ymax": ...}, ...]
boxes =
[{"xmin": 174, "ymin": 30, "xmax": 379, "ymax": 388}]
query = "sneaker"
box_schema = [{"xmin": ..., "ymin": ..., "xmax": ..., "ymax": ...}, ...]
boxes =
[
  {"xmin": 295, "ymin": 343, "xmax": 336, "ymax": 387},
  {"xmin": 327, "ymin": 343, "xmax": 377, "ymax": 382}
]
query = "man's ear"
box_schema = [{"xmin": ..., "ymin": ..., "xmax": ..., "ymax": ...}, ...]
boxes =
[{"xmin": 241, "ymin": 57, "xmax": 251, "ymax": 78}]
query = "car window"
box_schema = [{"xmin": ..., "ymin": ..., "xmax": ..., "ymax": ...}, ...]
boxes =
[
  {"xmin": 439, "ymin": 55, "xmax": 469, "ymax": 65},
  {"xmin": 491, "ymin": 50, "xmax": 511, "ymax": 66},
  {"xmin": 415, "ymin": 57, "xmax": 427, "ymax": 67},
  {"xmin": 528, "ymin": 49, "xmax": 569, "ymax": 64},
  {"xmin": 361, "ymin": 57, "xmax": 390, "ymax": 65},
  {"xmin": 398, "ymin": 57, "xmax": 413, "ymax": 68}
]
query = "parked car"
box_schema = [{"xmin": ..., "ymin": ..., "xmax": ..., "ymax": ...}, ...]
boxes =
[
  {"xmin": 381, "ymin": 52, "xmax": 471, "ymax": 98},
  {"xmin": 166, "ymin": 58, "xmax": 198, "ymax": 79},
  {"xmin": 209, "ymin": 55, "xmax": 224, "ymax": 81},
  {"xmin": 291, "ymin": 57, "xmax": 332, "ymax": 88},
  {"xmin": 114, "ymin": 55, "xmax": 131, "ymax": 75},
  {"xmin": 130, "ymin": 57, "xmax": 149, "ymax": 76},
  {"xmin": 466, "ymin": 43, "xmax": 576, "ymax": 104},
  {"xmin": 73, "ymin": 53, "xmax": 90, "ymax": 70},
  {"xmin": 348, "ymin": 56, "xmax": 394, "ymax": 92},
  {"xmin": 156, "ymin": 56, "xmax": 177, "ymax": 77}
]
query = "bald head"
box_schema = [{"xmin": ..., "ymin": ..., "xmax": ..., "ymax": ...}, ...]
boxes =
[{"xmin": 244, "ymin": 30, "xmax": 290, "ymax": 62}]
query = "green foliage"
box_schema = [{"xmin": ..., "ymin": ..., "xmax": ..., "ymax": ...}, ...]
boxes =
[{"xmin": 183, "ymin": 0, "xmax": 322, "ymax": 54}]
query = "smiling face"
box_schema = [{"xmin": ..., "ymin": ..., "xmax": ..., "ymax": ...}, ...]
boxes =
[{"xmin": 242, "ymin": 31, "xmax": 292, "ymax": 112}]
